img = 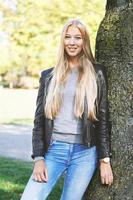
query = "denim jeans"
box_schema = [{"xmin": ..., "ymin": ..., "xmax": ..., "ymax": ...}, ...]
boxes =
[{"xmin": 20, "ymin": 140, "xmax": 98, "ymax": 200}]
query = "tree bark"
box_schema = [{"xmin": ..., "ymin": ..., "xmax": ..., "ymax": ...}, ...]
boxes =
[{"xmin": 84, "ymin": 1, "xmax": 133, "ymax": 199}]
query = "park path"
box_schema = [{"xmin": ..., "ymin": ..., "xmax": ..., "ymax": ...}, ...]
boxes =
[{"xmin": 0, "ymin": 124, "xmax": 33, "ymax": 162}]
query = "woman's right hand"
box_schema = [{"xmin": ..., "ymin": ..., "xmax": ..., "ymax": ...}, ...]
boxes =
[{"xmin": 33, "ymin": 160, "xmax": 48, "ymax": 182}]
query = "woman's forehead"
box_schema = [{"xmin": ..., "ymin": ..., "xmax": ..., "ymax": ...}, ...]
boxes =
[{"xmin": 66, "ymin": 25, "xmax": 81, "ymax": 35}]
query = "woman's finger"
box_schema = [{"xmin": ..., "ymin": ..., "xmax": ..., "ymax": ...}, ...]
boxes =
[
  {"xmin": 101, "ymin": 176, "xmax": 105, "ymax": 184},
  {"xmin": 109, "ymin": 173, "xmax": 113, "ymax": 185},
  {"xmin": 44, "ymin": 167, "xmax": 48, "ymax": 181},
  {"xmin": 105, "ymin": 175, "xmax": 109, "ymax": 185},
  {"xmin": 40, "ymin": 172, "xmax": 47, "ymax": 182},
  {"xmin": 36, "ymin": 173, "xmax": 43, "ymax": 182},
  {"xmin": 33, "ymin": 173, "xmax": 38, "ymax": 182},
  {"xmin": 106, "ymin": 172, "xmax": 113, "ymax": 186}
]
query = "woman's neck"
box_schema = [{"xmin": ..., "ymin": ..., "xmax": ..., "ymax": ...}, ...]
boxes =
[{"xmin": 68, "ymin": 57, "xmax": 80, "ymax": 70}]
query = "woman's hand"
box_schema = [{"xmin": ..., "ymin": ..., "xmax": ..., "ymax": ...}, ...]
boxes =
[
  {"xmin": 33, "ymin": 160, "xmax": 48, "ymax": 182},
  {"xmin": 99, "ymin": 162, "xmax": 113, "ymax": 186}
]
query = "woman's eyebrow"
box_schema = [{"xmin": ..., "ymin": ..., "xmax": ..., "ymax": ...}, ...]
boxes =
[{"xmin": 65, "ymin": 34, "xmax": 82, "ymax": 36}]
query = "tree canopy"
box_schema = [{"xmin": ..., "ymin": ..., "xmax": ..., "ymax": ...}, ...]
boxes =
[{"xmin": 0, "ymin": 0, "xmax": 105, "ymax": 84}]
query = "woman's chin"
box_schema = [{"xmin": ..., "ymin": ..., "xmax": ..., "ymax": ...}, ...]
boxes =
[{"xmin": 67, "ymin": 52, "xmax": 80, "ymax": 57}]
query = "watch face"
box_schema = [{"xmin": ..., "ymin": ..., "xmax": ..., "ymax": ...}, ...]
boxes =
[{"xmin": 104, "ymin": 158, "xmax": 110, "ymax": 163}]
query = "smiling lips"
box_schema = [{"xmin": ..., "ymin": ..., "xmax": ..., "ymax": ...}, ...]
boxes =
[{"xmin": 68, "ymin": 47, "xmax": 77, "ymax": 51}]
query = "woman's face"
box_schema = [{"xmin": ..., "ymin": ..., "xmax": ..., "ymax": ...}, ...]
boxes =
[{"xmin": 64, "ymin": 25, "xmax": 83, "ymax": 58}]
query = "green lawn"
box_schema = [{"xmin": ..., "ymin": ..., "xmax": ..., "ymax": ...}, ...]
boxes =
[
  {"xmin": 0, "ymin": 118, "xmax": 33, "ymax": 126},
  {"xmin": 0, "ymin": 157, "xmax": 64, "ymax": 200}
]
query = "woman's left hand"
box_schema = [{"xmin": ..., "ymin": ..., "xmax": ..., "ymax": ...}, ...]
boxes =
[{"xmin": 99, "ymin": 162, "xmax": 114, "ymax": 186}]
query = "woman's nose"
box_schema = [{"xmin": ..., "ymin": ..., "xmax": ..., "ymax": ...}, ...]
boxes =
[{"xmin": 69, "ymin": 38, "xmax": 75, "ymax": 45}]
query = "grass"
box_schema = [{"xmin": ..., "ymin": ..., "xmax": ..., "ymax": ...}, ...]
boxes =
[
  {"xmin": 0, "ymin": 118, "xmax": 33, "ymax": 126},
  {"xmin": 0, "ymin": 157, "xmax": 64, "ymax": 200},
  {"xmin": 0, "ymin": 89, "xmax": 64, "ymax": 199}
]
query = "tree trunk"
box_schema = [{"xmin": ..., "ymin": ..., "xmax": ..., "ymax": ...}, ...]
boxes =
[{"xmin": 84, "ymin": 1, "xmax": 133, "ymax": 199}]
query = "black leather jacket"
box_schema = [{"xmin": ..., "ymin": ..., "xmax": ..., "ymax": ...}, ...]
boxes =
[{"xmin": 31, "ymin": 63, "xmax": 112, "ymax": 160}]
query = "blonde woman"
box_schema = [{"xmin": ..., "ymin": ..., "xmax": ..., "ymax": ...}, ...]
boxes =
[{"xmin": 20, "ymin": 19, "xmax": 113, "ymax": 200}]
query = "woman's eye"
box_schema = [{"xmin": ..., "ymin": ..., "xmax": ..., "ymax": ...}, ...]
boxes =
[
  {"xmin": 75, "ymin": 37, "xmax": 81, "ymax": 39},
  {"xmin": 65, "ymin": 35, "xmax": 70, "ymax": 39},
  {"xmin": 65, "ymin": 35, "xmax": 82, "ymax": 40}
]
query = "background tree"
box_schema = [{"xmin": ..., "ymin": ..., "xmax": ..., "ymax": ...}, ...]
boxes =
[
  {"xmin": 84, "ymin": 1, "xmax": 133, "ymax": 199},
  {"xmin": 0, "ymin": 0, "xmax": 105, "ymax": 87}
]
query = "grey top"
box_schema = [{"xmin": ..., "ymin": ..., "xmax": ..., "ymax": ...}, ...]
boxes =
[
  {"xmin": 52, "ymin": 67, "xmax": 83, "ymax": 144},
  {"xmin": 34, "ymin": 68, "xmax": 83, "ymax": 161}
]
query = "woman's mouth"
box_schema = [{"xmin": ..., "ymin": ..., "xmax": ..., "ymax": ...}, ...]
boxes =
[{"xmin": 68, "ymin": 47, "xmax": 77, "ymax": 51}]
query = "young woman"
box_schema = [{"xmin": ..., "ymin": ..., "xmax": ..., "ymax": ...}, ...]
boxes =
[{"xmin": 20, "ymin": 19, "xmax": 113, "ymax": 200}]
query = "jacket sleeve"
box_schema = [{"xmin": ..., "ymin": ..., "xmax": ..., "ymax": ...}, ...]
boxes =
[
  {"xmin": 31, "ymin": 72, "xmax": 46, "ymax": 160},
  {"xmin": 95, "ymin": 67, "xmax": 112, "ymax": 160}
]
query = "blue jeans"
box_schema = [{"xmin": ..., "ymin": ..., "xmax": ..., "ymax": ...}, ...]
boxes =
[{"xmin": 20, "ymin": 140, "xmax": 98, "ymax": 200}]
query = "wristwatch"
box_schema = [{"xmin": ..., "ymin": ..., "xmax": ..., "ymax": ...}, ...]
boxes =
[
  {"xmin": 34, "ymin": 156, "xmax": 44, "ymax": 162},
  {"xmin": 100, "ymin": 157, "xmax": 110, "ymax": 163}
]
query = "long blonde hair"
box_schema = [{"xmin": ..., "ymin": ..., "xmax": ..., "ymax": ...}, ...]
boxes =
[{"xmin": 45, "ymin": 19, "xmax": 98, "ymax": 121}]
